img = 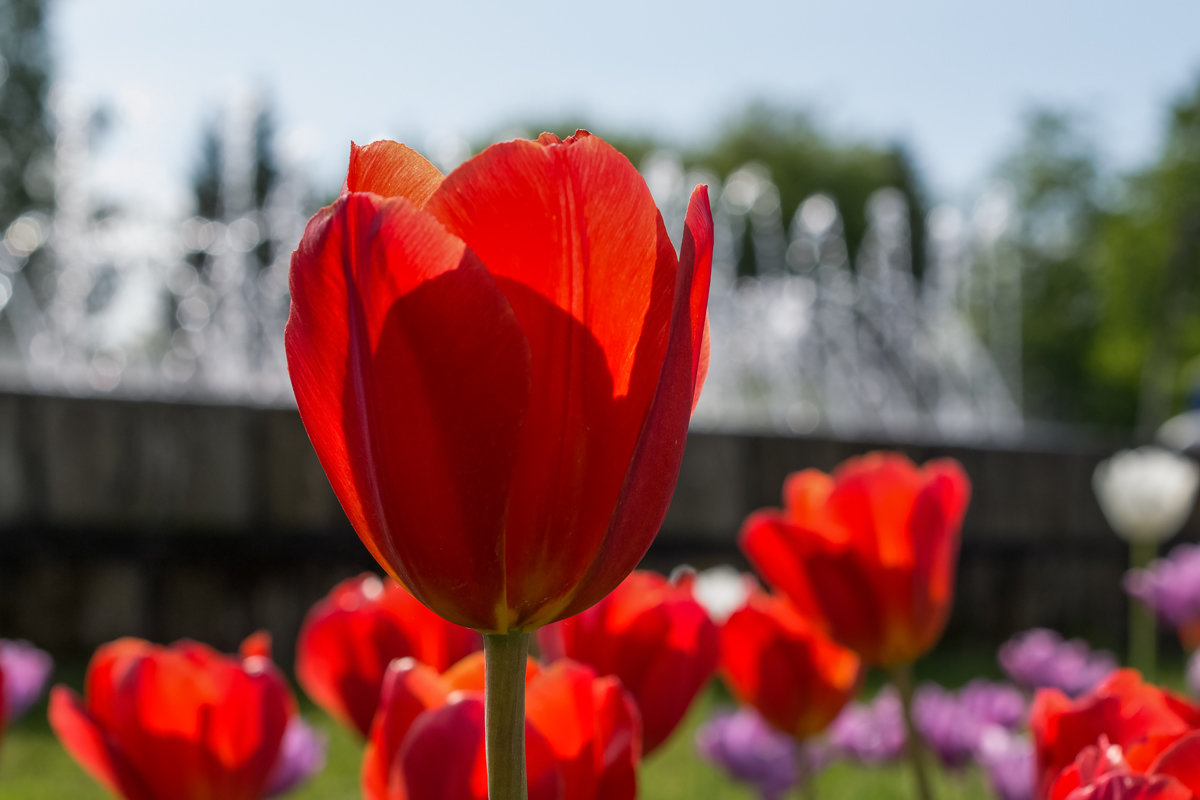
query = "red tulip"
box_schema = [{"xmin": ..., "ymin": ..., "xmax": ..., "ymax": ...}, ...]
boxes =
[
  {"xmin": 739, "ymin": 452, "xmax": 970, "ymax": 667},
  {"xmin": 296, "ymin": 573, "xmax": 480, "ymax": 737},
  {"xmin": 1032, "ymin": 669, "xmax": 1200, "ymax": 799},
  {"xmin": 49, "ymin": 635, "xmax": 324, "ymax": 800},
  {"xmin": 286, "ymin": 131, "xmax": 713, "ymax": 634},
  {"xmin": 536, "ymin": 568, "xmax": 718, "ymax": 755},
  {"xmin": 1047, "ymin": 733, "xmax": 1200, "ymax": 800},
  {"xmin": 720, "ymin": 586, "xmax": 862, "ymax": 740},
  {"xmin": 362, "ymin": 654, "xmax": 640, "ymax": 800}
]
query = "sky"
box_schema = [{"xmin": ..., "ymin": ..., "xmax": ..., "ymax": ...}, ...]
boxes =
[{"xmin": 49, "ymin": 0, "xmax": 1200, "ymax": 219}]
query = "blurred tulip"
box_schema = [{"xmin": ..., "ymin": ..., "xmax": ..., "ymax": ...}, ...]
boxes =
[
  {"xmin": 285, "ymin": 131, "xmax": 713, "ymax": 634},
  {"xmin": 1046, "ymin": 734, "xmax": 1200, "ymax": 800},
  {"xmin": 740, "ymin": 452, "xmax": 970, "ymax": 668},
  {"xmin": 537, "ymin": 568, "xmax": 718, "ymax": 754},
  {"xmin": 1030, "ymin": 669, "xmax": 1200, "ymax": 798},
  {"xmin": 49, "ymin": 635, "xmax": 325, "ymax": 800},
  {"xmin": 362, "ymin": 654, "xmax": 640, "ymax": 800},
  {"xmin": 1094, "ymin": 447, "xmax": 1199, "ymax": 545},
  {"xmin": 720, "ymin": 588, "xmax": 861, "ymax": 741},
  {"xmin": 296, "ymin": 573, "xmax": 479, "ymax": 737},
  {"xmin": 999, "ymin": 628, "xmax": 1118, "ymax": 697}
]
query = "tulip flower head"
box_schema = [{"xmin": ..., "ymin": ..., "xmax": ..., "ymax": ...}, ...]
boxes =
[
  {"xmin": 740, "ymin": 452, "xmax": 970, "ymax": 667},
  {"xmin": 286, "ymin": 131, "xmax": 713, "ymax": 634},
  {"xmin": 296, "ymin": 573, "xmax": 480, "ymax": 737},
  {"xmin": 49, "ymin": 635, "xmax": 325, "ymax": 800},
  {"xmin": 1094, "ymin": 447, "xmax": 1200, "ymax": 545},
  {"xmin": 1046, "ymin": 734, "xmax": 1200, "ymax": 800},
  {"xmin": 362, "ymin": 654, "xmax": 640, "ymax": 800},
  {"xmin": 720, "ymin": 588, "xmax": 862, "ymax": 741},
  {"xmin": 536, "ymin": 568, "xmax": 719, "ymax": 755},
  {"xmin": 1030, "ymin": 669, "xmax": 1200, "ymax": 798}
]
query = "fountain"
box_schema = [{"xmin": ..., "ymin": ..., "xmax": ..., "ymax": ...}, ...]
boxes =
[{"xmin": 0, "ymin": 103, "xmax": 1021, "ymax": 439}]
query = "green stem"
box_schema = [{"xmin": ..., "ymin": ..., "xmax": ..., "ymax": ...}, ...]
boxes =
[
  {"xmin": 891, "ymin": 663, "xmax": 934, "ymax": 800},
  {"xmin": 1129, "ymin": 539, "xmax": 1158, "ymax": 680},
  {"xmin": 483, "ymin": 631, "xmax": 530, "ymax": 800}
]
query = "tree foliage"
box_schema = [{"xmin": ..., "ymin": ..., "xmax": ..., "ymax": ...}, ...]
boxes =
[
  {"xmin": 0, "ymin": 0, "xmax": 54, "ymax": 227},
  {"xmin": 1001, "ymin": 76, "xmax": 1200, "ymax": 430}
]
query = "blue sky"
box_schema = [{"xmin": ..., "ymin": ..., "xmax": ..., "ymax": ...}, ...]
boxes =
[{"xmin": 50, "ymin": 0, "xmax": 1200, "ymax": 217}]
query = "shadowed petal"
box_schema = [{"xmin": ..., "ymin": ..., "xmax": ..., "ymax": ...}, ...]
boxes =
[
  {"xmin": 425, "ymin": 132, "xmax": 684, "ymax": 627},
  {"xmin": 286, "ymin": 193, "xmax": 531, "ymax": 630},
  {"xmin": 558, "ymin": 184, "xmax": 714, "ymax": 620},
  {"xmin": 48, "ymin": 687, "xmax": 155, "ymax": 800}
]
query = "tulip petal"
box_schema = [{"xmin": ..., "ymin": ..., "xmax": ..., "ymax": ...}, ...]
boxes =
[
  {"xmin": 1151, "ymin": 731, "xmax": 1200, "ymax": 793},
  {"xmin": 343, "ymin": 141, "xmax": 443, "ymax": 205},
  {"xmin": 721, "ymin": 592, "xmax": 861, "ymax": 739},
  {"xmin": 394, "ymin": 697, "xmax": 489, "ymax": 800},
  {"xmin": 49, "ymin": 687, "xmax": 155, "ymax": 800},
  {"xmin": 393, "ymin": 696, "xmax": 564, "ymax": 800},
  {"xmin": 296, "ymin": 575, "xmax": 479, "ymax": 738},
  {"xmin": 362, "ymin": 659, "xmax": 449, "ymax": 800},
  {"xmin": 909, "ymin": 460, "xmax": 970, "ymax": 648},
  {"xmin": 738, "ymin": 510, "xmax": 828, "ymax": 623},
  {"xmin": 425, "ymin": 133, "xmax": 686, "ymax": 626},
  {"xmin": 201, "ymin": 658, "xmax": 293, "ymax": 799},
  {"xmin": 286, "ymin": 193, "xmax": 531, "ymax": 630},
  {"xmin": 827, "ymin": 453, "xmax": 924, "ymax": 568},
  {"xmin": 557, "ymin": 184, "xmax": 714, "ymax": 620}
]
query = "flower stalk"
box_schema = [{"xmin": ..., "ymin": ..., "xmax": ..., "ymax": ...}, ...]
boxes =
[
  {"xmin": 484, "ymin": 631, "xmax": 530, "ymax": 800},
  {"xmin": 1129, "ymin": 539, "xmax": 1158, "ymax": 680},
  {"xmin": 891, "ymin": 663, "xmax": 934, "ymax": 800}
]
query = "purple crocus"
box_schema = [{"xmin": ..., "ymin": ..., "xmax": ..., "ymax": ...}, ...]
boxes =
[
  {"xmin": 912, "ymin": 680, "xmax": 1027, "ymax": 770},
  {"xmin": 696, "ymin": 707, "xmax": 800, "ymax": 800},
  {"xmin": 0, "ymin": 639, "xmax": 53, "ymax": 721},
  {"xmin": 1125, "ymin": 543, "xmax": 1200, "ymax": 632},
  {"xmin": 264, "ymin": 715, "xmax": 328, "ymax": 798},
  {"xmin": 976, "ymin": 726, "xmax": 1034, "ymax": 800},
  {"xmin": 827, "ymin": 687, "xmax": 907, "ymax": 765},
  {"xmin": 913, "ymin": 684, "xmax": 982, "ymax": 769},
  {"xmin": 958, "ymin": 679, "xmax": 1027, "ymax": 731},
  {"xmin": 998, "ymin": 628, "xmax": 1117, "ymax": 697}
]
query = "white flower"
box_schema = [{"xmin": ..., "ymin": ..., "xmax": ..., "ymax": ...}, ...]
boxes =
[
  {"xmin": 1094, "ymin": 446, "xmax": 1200, "ymax": 544},
  {"xmin": 692, "ymin": 565, "xmax": 756, "ymax": 623}
]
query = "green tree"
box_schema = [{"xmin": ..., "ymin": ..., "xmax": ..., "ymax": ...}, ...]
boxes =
[
  {"xmin": 690, "ymin": 102, "xmax": 928, "ymax": 276},
  {"xmin": 995, "ymin": 109, "xmax": 1107, "ymax": 423},
  {"xmin": 1092, "ymin": 76, "xmax": 1200, "ymax": 432},
  {"xmin": 0, "ymin": 0, "xmax": 54, "ymax": 226}
]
